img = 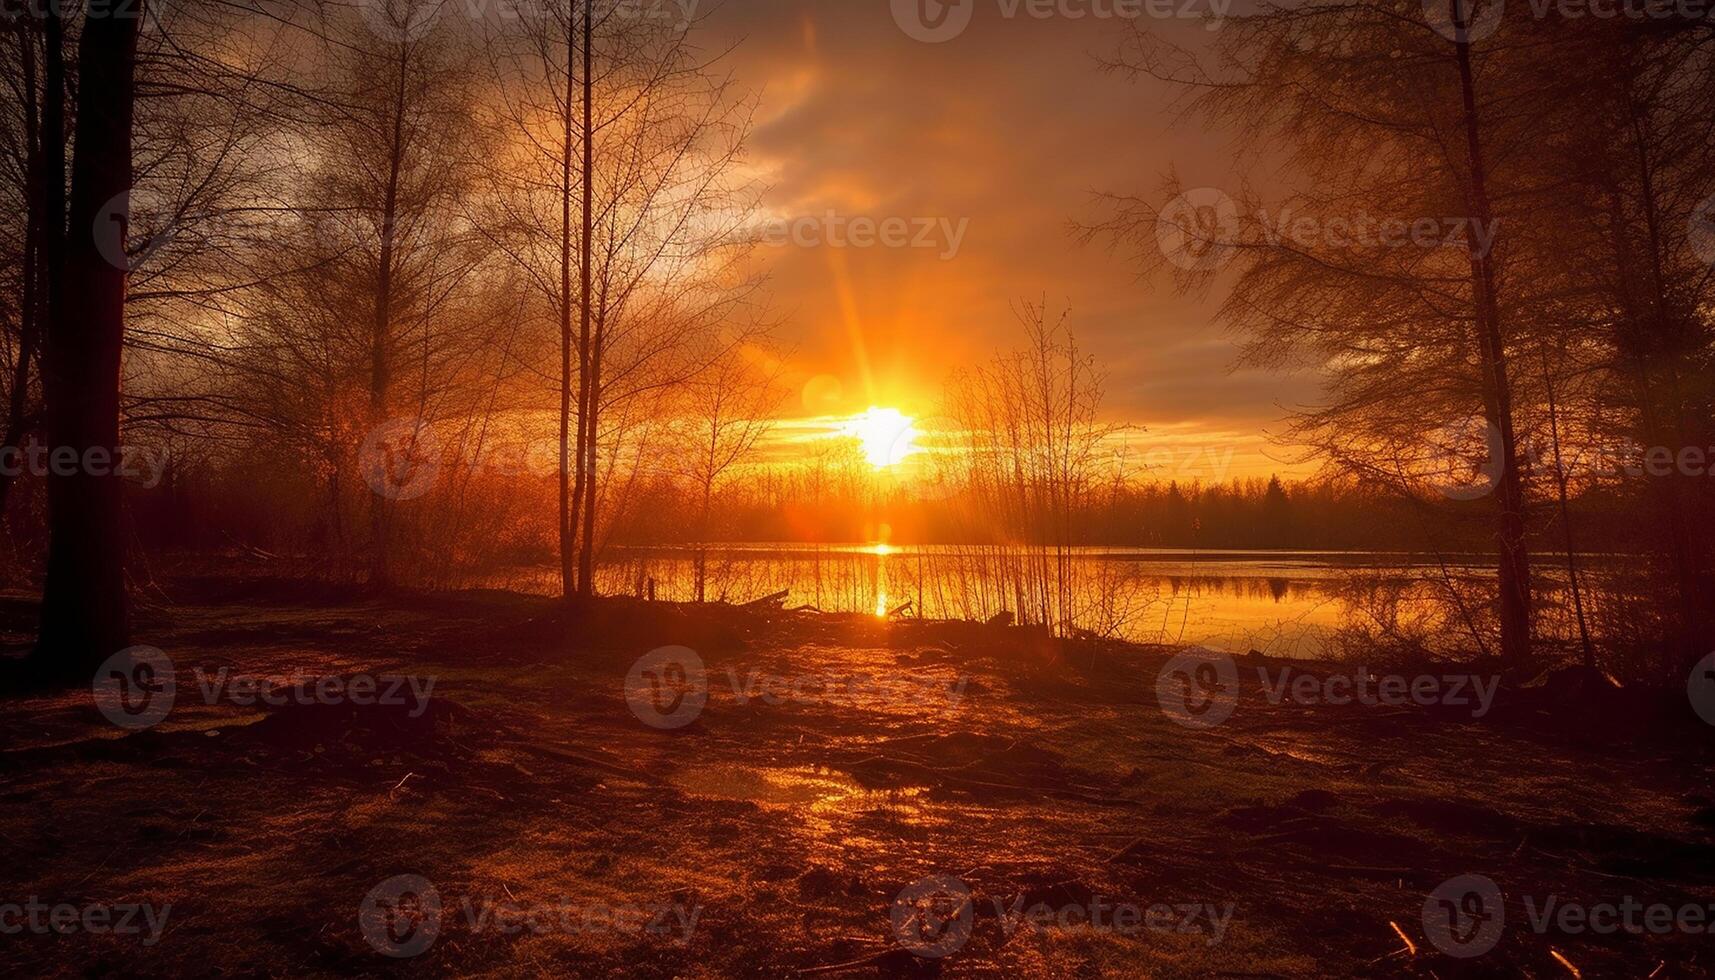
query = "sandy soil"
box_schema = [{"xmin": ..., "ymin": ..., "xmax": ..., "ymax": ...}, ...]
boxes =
[{"xmin": 0, "ymin": 575, "xmax": 1712, "ymax": 978}]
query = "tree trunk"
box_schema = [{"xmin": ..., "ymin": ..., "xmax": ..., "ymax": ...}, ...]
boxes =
[
  {"xmin": 368, "ymin": 44, "xmax": 409, "ymax": 590},
  {"xmin": 33, "ymin": 2, "xmax": 140, "ymax": 677},
  {"xmin": 1452, "ymin": 0, "xmax": 1531, "ymax": 669},
  {"xmin": 574, "ymin": 0, "xmax": 596, "ymax": 601},
  {"xmin": 0, "ymin": 19, "xmax": 44, "ymax": 518},
  {"xmin": 559, "ymin": 8, "xmax": 580, "ymax": 604}
]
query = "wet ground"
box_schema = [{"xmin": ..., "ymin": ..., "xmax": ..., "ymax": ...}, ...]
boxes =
[{"xmin": 0, "ymin": 576, "xmax": 1712, "ymax": 977}]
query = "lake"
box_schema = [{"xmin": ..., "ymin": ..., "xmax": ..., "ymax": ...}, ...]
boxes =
[{"xmin": 484, "ymin": 544, "xmax": 1506, "ymax": 658}]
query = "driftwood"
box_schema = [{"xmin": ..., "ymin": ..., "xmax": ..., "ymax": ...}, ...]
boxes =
[{"xmin": 741, "ymin": 589, "xmax": 790, "ymax": 609}]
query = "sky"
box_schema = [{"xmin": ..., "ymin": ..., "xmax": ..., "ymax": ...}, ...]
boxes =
[{"xmin": 694, "ymin": 0, "xmax": 1322, "ymax": 482}]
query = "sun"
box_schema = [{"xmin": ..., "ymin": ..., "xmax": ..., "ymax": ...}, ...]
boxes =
[{"xmin": 846, "ymin": 407, "xmax": 920, "ymax": 468}]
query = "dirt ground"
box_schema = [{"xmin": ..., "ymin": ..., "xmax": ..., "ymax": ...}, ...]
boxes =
[{"xmin": 1, "ymin": 574, "xmax": 1713, "ymax": 978}]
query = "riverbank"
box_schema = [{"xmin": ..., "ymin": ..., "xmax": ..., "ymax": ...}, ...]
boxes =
[{"xmin": 0, "ymin": 574, "xmax": 1710, "ymax": 977}]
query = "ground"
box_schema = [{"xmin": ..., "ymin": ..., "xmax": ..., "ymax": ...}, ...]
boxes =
[{"xmin": 0, "ymin": 574, "xmax": 1712, "ymax": 978}]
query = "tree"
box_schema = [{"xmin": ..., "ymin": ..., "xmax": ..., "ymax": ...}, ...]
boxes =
[
  {"xmin": 679, "ymin": 337, "xmax": 782, "ymax": 602},
  {"xmin": 33, "ymin": 0, "xmax": 143, "ymax": 675},
  {"xmin": 1095, "ymin": 0, "xmax": 1538, "ymax": 666}
]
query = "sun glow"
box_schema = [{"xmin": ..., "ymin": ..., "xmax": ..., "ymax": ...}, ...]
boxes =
[{"xmin": 846, "ymin": 407, "xmax": 919, "ymax": 468}]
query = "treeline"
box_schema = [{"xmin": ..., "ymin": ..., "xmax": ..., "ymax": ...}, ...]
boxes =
[
  {"xmin": 1094, "ymin": 3, "xmax": 1714, "ymax": 681},
  {"xmin": 0, "ymin": 0, "xmax": 772, "ymax": 677}
]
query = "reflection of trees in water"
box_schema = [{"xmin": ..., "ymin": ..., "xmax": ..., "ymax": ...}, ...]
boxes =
[{"xmin": 564, "ymin": 550, "xmax": 1354, "ymax": 652}]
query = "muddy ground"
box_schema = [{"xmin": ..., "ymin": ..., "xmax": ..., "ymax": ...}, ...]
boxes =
[{"xmin": 1, "ymin": 574, "xmax": 1712, "ymax": 978}]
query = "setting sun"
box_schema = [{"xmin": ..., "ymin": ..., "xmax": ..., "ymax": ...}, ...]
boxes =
[{"xmin": 846, "ymin": 407, "xmax": 919, "ymax": 468}]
